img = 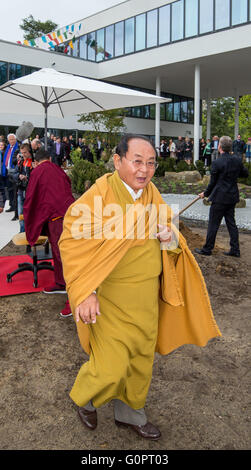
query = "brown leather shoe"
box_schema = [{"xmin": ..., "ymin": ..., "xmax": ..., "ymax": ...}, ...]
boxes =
[
  {"xmin": 115, "ymin": 420, "xmax": 161, "ymax": 440},
  {"xmin": 78, "ymin": 407, "xmax": 97, "ymax": 430}
]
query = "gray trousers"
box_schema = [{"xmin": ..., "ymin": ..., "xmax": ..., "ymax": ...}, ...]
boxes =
[
  {"xmin": 211, "ymin": 149, "xmax": 219, "ymax": 161},
  {"xmin": 83, "ymin": 399, "xmax": 147, "ymax": 426}
]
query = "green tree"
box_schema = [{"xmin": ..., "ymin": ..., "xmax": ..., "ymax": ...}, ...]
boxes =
[
  {"xmin": 239, "ymin": 95, "xmax": 251, "ymax": 142},
  {"xmin": 202, "ymin": 97, "xmax": 235, "ymax": 139},
  {"xmin": 202, "ymin": 94, "xmax": 251, "ymax": 141},
  {"xmin": 78, "ymin": 108, "xmax": 126, "ymax": 159},
  {"xmin": 20, "ymin": 15, "xmax": 58, "ymax": 40}
]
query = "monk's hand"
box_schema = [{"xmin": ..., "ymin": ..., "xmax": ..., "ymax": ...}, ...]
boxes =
[
  {"xmin": 75, "ymin": 293, "xmax": 101, "ymax": 325},
  {"xmin": 0, "ymin": 208, "xmax": 3, "ymax": 214},
  {"xmin": 198, "ymin": 192, "xmax": 204, "ymax": 198},
  {"xmin": 156, "ymin": 224, "xmax": 172, "ymax": 243}
]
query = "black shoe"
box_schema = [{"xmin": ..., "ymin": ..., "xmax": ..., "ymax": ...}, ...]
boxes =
[
  {"xmin": 223, "ymin": 251, "xmax": 240, "ymax": 258},
  {"xmin": 11, "ymin": 215, "xmax": 18, "ymax": 221},
  {"xmin": 5, "ymin": 207, "xmax": 14, "ymax": 212},
  {"xmin": 194, "ymin": 248, "xmax": 212, "ymax": 256}
]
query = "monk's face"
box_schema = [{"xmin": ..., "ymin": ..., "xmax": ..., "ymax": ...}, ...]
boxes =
[{"xmin": 114, "ymin": 138, "xmax": 157, "ymax": 193}]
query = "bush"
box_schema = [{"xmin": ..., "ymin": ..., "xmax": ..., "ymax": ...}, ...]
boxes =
[
  {"xmin": 195, "ymin": 160, "xmax": 206, "ymax": 176},
  {"xmin": 176, "ymin": 160, "xmax": 196, "ymax": 172},
  {"xmin": 238, "ymin": 162, "xmax": 251, "ymax": 186},
  {"xmin": 155, "ymin": 157, "xmax": 176, "ymax": 176},
  {"xmin": 70, "ymin": 159, "xmax": 107, "ymax": 195}
]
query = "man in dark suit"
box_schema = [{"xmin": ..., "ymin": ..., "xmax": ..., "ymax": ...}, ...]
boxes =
[
  {"xmin": 232, "ymin": 134, "xmax": 246, "ymax": 159},
  {"xmin": 195, "ymin": 136, "xmax": 249, "ymax": 257},
  {"xmin": 51, "ymin": 136, "xmax": 65, "ymax": 167}
]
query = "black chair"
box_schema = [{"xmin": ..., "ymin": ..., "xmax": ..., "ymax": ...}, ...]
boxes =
[{"xmin": 7, "ymin": 233, "xmax": 54, "ymax": 288}]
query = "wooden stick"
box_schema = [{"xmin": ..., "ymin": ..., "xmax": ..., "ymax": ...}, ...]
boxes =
[{"xmin": 172, "ymin": 195, "xmax": 201, "ymax": 221}]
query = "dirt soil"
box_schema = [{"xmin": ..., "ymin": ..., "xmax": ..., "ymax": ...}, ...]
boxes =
[{"xmin": 0, "ymin": 222, "xmax": 250, "ymax": 451}]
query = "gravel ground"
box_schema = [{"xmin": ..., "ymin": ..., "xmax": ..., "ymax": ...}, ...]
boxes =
[{"xmin": 161, "ymin": 194, "xmax": 251, "ymax": 230}]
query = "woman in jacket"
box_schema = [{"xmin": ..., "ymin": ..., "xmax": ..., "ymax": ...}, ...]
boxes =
[{"xmin": 184, "ymin": 137, "xmax": 193, "ymax": 164}]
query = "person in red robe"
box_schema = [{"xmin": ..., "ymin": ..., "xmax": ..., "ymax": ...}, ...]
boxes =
[{"xmin": 23, "ymin": 148, "xmax": 75, "ymax": 317}]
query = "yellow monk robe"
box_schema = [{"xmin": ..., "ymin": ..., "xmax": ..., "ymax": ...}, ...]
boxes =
[{"xmin": 59, "ymin": 170, "xmax": 221, "ymax": 409}]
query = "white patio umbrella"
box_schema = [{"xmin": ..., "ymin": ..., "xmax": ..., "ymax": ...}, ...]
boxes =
[{"xmin": 0, "ymin": 68, "xmax": 169, "ymax": 149}]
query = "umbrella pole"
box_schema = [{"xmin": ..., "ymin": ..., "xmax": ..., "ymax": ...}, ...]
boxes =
[{"xmin": 44, "ymin": 87, "xmax": 48, "ymax": 151}]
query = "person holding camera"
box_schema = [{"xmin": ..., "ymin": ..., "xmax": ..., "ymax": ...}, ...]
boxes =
[{"xmin": 14, "ymin": 143, "xmax": 33, "ymax": 232}]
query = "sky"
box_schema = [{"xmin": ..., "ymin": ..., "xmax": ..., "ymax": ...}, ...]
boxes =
[{"xmin": 0, "ymin": 0, "xmax": 124, "ymax": 43}]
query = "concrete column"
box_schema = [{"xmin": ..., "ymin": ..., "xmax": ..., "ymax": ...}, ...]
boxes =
[
  {"xmin": 155, "ymin": 76, "xmax": 161, "ymax": 155},
  {"xmin": 234, "ymin": 89, "xmax": 239, "ymax": 139},
  {"xmin": 206, "ymin": 88, "xmax": 211, "ymax": 141},
  {"xmin": 194, "ymin": 64, "xmax": 200, "ymax": 162}
]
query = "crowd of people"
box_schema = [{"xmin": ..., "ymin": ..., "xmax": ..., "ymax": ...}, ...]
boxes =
[
  {"xmin": 159, "ymin": 134, "xmax": 250, "ymax": 166},
  {"xmin": 0, "ymin": 132, "xmax": 108, "ymax": 224}
]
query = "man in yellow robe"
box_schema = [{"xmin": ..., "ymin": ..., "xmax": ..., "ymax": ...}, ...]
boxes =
[{"xmin": 59, "ymin": 135, "xmax": 221, "ymax": 440}]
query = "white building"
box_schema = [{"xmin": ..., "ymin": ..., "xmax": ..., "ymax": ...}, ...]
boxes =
[{"xmin": 0, "ymin": 0, "xmax": 251, "ymax": 159}]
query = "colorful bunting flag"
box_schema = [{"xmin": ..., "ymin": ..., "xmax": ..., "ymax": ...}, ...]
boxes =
[
  {"xmin": 71, "ymin": 24, "xmax": 74, "ymax": 32},
  {"xmin": 42, "ymin": 36, "xmax": 47, "ymax": 43},
  {"xmin": 53, "ymin": 37, "xmax": 60, "ymax": 45},
  {"xmin": 79, "ymin": 23, "xmax": 82, "ymax": 30},
  {"xmin": 63, "ymin": 31, "xmax": 68, "ymax": 39},
  {"xmin": 23, "ymin": 40, "xmax": 29, "ymax": 46},
  {"xmin": 64, "ymin": 45, "xmax": 68, "ymax": 54},
  {"xmin": 48, "ymin": 41, "xmax": 55, "ymax": 49},
  {"xmin": 47, "ymin": 34, "xmax": 53, "ymax": 41},
  {"xmin": 29, "ymin": 39, "xmax": 36, "ymax": 46},
  {"xmin": 17, "ymin": 41, "xmax": 22, "ymax": 44},
  {"xmin": 69, "ymin": 40, "xmax": 73, "ymax": 49}
]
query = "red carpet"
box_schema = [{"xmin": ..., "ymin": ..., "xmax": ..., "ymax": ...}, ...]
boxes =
[{"xmin": 0, "ymin": 255, "xmax": 55, "ymax": 296}]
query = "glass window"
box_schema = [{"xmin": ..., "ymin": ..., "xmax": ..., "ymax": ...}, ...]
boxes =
[
  {"xmin": 96, "ymin": 28, "xmax": 105, "ymax": 62},
  {"xmin": 187, "ymin": 100, "xmax": 194, "ymax": 123},
  {"xmin": 172, "ymin": 0, "xmax": 184, "ymax": 41},
  {"xmin": 143, "ymin": 105, "xmax": 150, "ymax": 118},
  {"xmin": 105, "ymin": 25, "xmax": 114, "ymax": 59},
  {"xmin": 215, "ymin": 0, "xmax": 230, "ymax": 30},
  {"xmin": 199, "ymin": 0, "xmax": 214, "ymax": 33},
  {"xmin": 160, "ymin": 103, "xmax": 166, "ymax": 120},
  {"xmin": 115, "ymin": 21, "xmax": 124, "ymax": 56},
  {"xmin": 166, "ymin": 101, "xmax": 173, "ymax": 121},
  {"xmin": 124, "ymin": 107, "xmax": 132, "ymax": 117},
  {"xmin": 147, "ymin": 9, "xmax": 158, "ymax": 48},
  {"xmin": 131, "ymin": 106, "xmax": 142, "ymax": 118},
  {"xmin": 150, "ymin": 105, "xmax": 155, "ymax": 119},
  {"xmin": 87, "ymin": 32, "xmax": 96, "ymax": 61},
  {"xmin": 181, "ymin": 99, "xmax": 188, "ymax": 122},
  {"xmin": 185, "ymin": 0, "xmax": 198, "ymax": 37},
  {"xmin": 173, "ymin": 97, "xmax": 181, "ymax": 121},
  {"xmin": 0, "ymin": 61, "xmax": 7, "ymax": 85},
  {"xmin": 72, "ymin": 38, "xmax": 79, "ymax": 57},
  {"xmin": 231, "ymin": 0, "xmax": 247, "ymax": 26},
  {"xmin": 159, "ymin": 4, "xmax": 171, "ymax": 45},
  {"xmin": 9, "ymin": 63, "xmax": 22, "ymax": 80},
  {"xmin": 135, "ymin": 14, "xmax": 146, "ymax": 51},
  {"xmin": 79, "ymin": 35, "xmax": 87, "ymax": 59},
  {"xmin": 125, "ymin": 17, "xmax": 135, "ymax": 54},
  {"xmin": 67, "ymin": 44, "xmax": 72, "ymax": 56}
]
